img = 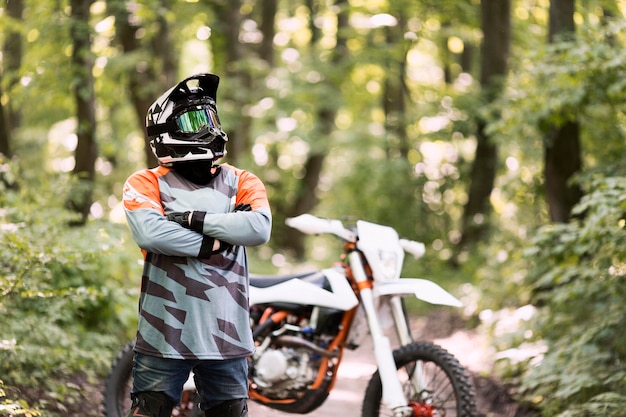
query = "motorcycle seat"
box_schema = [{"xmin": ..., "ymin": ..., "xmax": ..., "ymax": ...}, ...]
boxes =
[{"xmin": 249, "ymin": 270, "xmax": 326, "ymax": 289}]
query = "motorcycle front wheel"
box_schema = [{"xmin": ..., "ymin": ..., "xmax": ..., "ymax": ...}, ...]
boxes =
[
  {"xmin": 101, "ymin": 341, "xmax": 202, "ymax": 417},
  {"xmin": 362, "ymin": 342, "xmax": 477, "ymax": 417}
]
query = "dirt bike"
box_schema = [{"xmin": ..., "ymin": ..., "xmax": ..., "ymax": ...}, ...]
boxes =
[{"xmin": 102, "ymin": 214, "xmax": 477, "ymax": 417}]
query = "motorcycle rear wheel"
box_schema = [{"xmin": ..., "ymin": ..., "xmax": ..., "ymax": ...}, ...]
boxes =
[
  {"xmin": 361, "ymin": 342, "xmax": 477, "ymax": 417},
  {"xmin": 101, "ymin": 341, "xmax": 202, "ymax": 417}
]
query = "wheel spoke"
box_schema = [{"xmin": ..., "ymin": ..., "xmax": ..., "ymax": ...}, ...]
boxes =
[
  {"xmin": 401, "ymin": 361, "xmax": 458, "ymax": 415},
  {"xmin": 361, "ymin": 342, "xmax": 476, "ymax": 417}
]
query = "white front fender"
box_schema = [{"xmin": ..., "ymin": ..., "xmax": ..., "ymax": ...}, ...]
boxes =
[{"xmin": 374, "ymin": 278, "xmax": 462, "ymax": 307}]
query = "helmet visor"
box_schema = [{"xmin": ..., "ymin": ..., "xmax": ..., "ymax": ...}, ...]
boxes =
[{"xmin": 175, "ymin": 107, "xmax": 220, "ymax": 134}]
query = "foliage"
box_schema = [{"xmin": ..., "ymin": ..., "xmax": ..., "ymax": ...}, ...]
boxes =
[
  {"xmin": 489, "ymin": 18, "xmax": 626, "ymax": 162},
  {"xmin": 464, "ymin": 16, "xmax": 626, "ymax": 309},
  {"xmin": 469, "ymin": 18, "xmax": 626, "ymax": 416},
  {"xmin": 495, "ymin": 173, "xmax": 626, "ymax": 417},
  {"xmin": 0, "ymin": 157, "xmax": 141, "ymax": 414},
  {"xmin": 0, "ymin": 380, "xmax": 41, "ymax": 417},
  {"xmin": 3, "ymin": 1, "xmax": 626, "ymax": 415}
]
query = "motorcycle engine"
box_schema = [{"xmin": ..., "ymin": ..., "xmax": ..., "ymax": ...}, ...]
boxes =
[
  {"xmin": 251, "ymin": 345, "xmax": 317, "ymax": 398},
  {"xmin": 249, "ymin": 305, "xmax": 345, "ymax": 400}
]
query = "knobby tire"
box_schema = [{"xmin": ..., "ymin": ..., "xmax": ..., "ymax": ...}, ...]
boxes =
[
  {"xmin": 361, "ymin": 342, "xmax": 477, "ymax": 417},
  {"xmin": 102, "ymin": 341, "xmax": 135, "ymax": 417}
]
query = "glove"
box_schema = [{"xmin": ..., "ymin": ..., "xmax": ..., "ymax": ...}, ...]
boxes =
[
  {"xmin": 168, "ymin": 204, "xmax": 250, "ymax": 228},
  {"xmin": 198, "ymin": 236, "xmax": 236, "ymax": 257},
  {"xmin": 199, "ymin": 236, "xmax": 218, "ymax": 257},
  {"xmin": 166, "ymin": 211, "xmax": 205, "ymax": 233},
  {"xmin": 216, "ymin": 239, "xmax": 233, "ymax": 253},
  {"xmin": 233, "ymin": 203, "xmax": 251, "ymax": 212},
  {"xmin": 170, "ymin": 205, "xmax": 251, "ymax": 256},
  {"xmin": 167, "ymin": 211, "xmax": 191, "ymax": 227},
  {"xmin": 209, "ymin": 204, "xmax": 250, "ymax": 253}
]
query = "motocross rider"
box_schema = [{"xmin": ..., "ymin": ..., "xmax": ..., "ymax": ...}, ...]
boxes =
[{"xmin": 122, "ymin": 73, "xmax": 272, "ymax": 417}]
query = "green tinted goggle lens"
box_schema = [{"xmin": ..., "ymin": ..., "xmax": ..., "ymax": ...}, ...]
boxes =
[{"xmin": 176, "ymin": 108, "xmax": 218, "ymax": 133}]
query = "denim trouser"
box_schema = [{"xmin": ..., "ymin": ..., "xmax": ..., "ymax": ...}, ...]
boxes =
[{"xmin": 132, "ymin": 352, "xmax": 249, "ymax": 410}]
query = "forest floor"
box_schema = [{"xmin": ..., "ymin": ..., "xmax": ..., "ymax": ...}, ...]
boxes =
[{"xmin": 14, "ymin": 309, "xmax": 539, "ymax": 417}]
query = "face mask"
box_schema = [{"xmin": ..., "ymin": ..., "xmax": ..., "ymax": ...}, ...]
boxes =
[{"xmin": 172, "ymin": 160, "xmax": 220, "ymax": 185}]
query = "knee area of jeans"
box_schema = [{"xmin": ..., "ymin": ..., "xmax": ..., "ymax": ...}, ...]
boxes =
[
  {"xmin": 203, "ymin": 398, "xmax": 248, "ymax": 417},
  {"xmin": 127, "ymin": 391, "xmax": 177, "ymax": 417}
]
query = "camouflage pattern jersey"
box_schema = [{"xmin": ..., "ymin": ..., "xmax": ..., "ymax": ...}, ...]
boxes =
[{"xmin": 122, "ymin": 163, "xmax": 272, "ymax": 360}]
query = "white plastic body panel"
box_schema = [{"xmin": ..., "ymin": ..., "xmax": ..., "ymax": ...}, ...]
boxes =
[
  {"xmin": 374, "ymin": 278, "xmax": 462, "ymax": 307},
  {"xmin": 249, "ymin": 268, "xmax": 359, "ymax": 311}
]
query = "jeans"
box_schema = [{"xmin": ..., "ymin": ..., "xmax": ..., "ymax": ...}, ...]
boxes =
[{"xmin": 132, "ymin": 352, "xmax": 249, "ymax": 410}]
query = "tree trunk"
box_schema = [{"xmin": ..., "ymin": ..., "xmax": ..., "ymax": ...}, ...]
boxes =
[
  {"xmin": 458, "ymin": 0, "xmax": 510, "ymax": 248},
  {"xmin": 259, "ymin": 0, "xmax": 277, "ymax": 66},
  {"xmin": 68, "ymin": 0, "xmax": 97, "ymax": 225},
  {"xmin": 0, "ymin": 79, "xmax": 10, "ymax": 158},
  {"xmin": 544, "ymin": 122, "xmax": 582, "ymax": 222},
  {"xmin": 544, "ymin": 0, "xmax": 582, "ymax": 222},
  {"xmin": 154, "ymin": 0, "xmax": 177, "ymax": 88},
  {"xmin": 306, "ymin": 0, "xmax": 320, "ymax": 44},
  {"xmin": 1, "ymin": 0, "xmax": 24, "ymax": 157},
  {"xmin": 109, "ymin": 0, "xmax": 173, "ymax": 168},
  {"xmin": 281, "ymin": 0, "xmax": 349, "ymax": 259},
  {"xmin": 213, "ymin": 0, "xmax": 253, "ymax": 165},
  {"xmin": 441, "ymin": 23, "xmax": 453, "ymax": 85},
  {"xmin": 382, "ymin": 11, "xmax": 409, "ymax": 160}
]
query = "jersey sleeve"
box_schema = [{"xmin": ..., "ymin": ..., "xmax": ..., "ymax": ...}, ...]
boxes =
[
  {"xmin": 200, "ymin": 167, "xmax": 272, "ymax": 246},
  {"xmin": 123, "ymin": 168, "xmax": 212, "ymax": 257}
]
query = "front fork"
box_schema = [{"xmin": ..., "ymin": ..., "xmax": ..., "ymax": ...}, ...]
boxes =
[
  {"xmin": 389, "ymin": 295, "xmax": 429, "ymax": 400},
  {"xmin": 348, "ymin": 252, "xmax": 414, "ymax": 417}
]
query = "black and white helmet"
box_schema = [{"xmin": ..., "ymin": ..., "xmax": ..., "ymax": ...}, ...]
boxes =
[{"xmin": 145, "ymin": 73, "xmax": 228, "ymax": 165}]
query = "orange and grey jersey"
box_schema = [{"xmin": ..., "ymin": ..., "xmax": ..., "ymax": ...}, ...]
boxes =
[{"xmin": 122, "ymin": 164, "xmax": 271, "ymax": 360}]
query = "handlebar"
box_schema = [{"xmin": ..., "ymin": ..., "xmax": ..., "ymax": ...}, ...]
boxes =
[
  {"xmin": 284, "ymin": 214, "xmax": 357, "ymax": 242},
  {"xmin": 286, "ymin": 214, "xmax": 426, "ymax": 258},
  {"xmin": 399, "ymin": 239, "xmax": 426, "ymax": 259}
]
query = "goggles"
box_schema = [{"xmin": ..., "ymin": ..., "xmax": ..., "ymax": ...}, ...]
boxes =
[
  {"xmin": 146, "ymin": 105, "xmax": 221, "ymax": 138},
  {"xmin": 175, "ymin": 106, "xmax": 220, "ymax": 133}
]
